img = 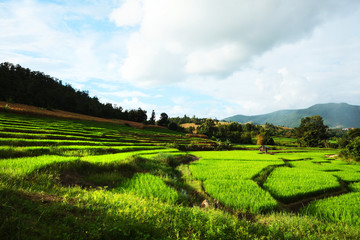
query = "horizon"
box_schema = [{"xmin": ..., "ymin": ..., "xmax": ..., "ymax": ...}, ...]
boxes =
[
  {"xmin": 1, "ymin": 0, "xmax": 360, "ymax": 119},
  {"xmin": 224, "ymin": 102, "xmax": 356, "ymax": 119}
]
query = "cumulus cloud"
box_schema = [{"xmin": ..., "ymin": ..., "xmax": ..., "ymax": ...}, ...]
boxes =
[
  {"xmin": 99, "ymin": 90, "xmax": 150, "ymax": 98},
  {"xmin": 112, "ymin": 0, "xmax": 357, "ymax": 86},
  {"xmin": 109, "ymin": 0, "xmax": 143, "ymax": 27},
  {"xmin": 2, "ymin": 0, "xmax": 360, "ymax": 118},
  {"xmin": 0, "ymin": 0, "xmax": 127, "ymax": 85}
]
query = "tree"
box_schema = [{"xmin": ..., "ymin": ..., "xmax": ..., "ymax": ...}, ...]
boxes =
[
  {"xmin": 341, "ymin": 136, "xmax": 360, "ymax": 161},
  {"xmin": 295, "ymin": 115, "xmax": 328, "ymax": 147},
  {"xmin": 256, "ymin": 130, "xmax": 275, "ymax": 145},
  {"xmin": 149, "ymin": 110, "xmax": 156, "ymax": 125},
  {"xmin": 197, "ymin": 119, "xmax": 216, "ymax": 137},
  {"xmin": 338, "ymin": 128, "xmax": 360, "ymax": 148},
  {"xmin": 157, "ymin": 112, "xmax": 169, "ymax": 127},
  {"xmin": 168, "ymin": 122, "xmax": 178, "ymax": 131},
  {"xmin": 0, "ymin": 62, "xmax": 135, "ymax": 121}
]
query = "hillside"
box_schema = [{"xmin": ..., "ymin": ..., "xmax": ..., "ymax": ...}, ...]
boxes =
[
  {"xmin": 224, "ymin": 103, "xmax": 360, "ymax": 128},
  {"xmin": 0, "ymin": 62, "xmax": 148, "ymax": 123},
  {"xmin": 1, "ymin": 111, "xmax": 360, "ymax": 239},
  {"xmin": 0, "ymin": 101, "xmax": 147, "ymax": 129}
]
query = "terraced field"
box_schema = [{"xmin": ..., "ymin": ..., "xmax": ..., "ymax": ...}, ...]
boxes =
[
  {"xmin": 1, "ymin": 111, "xmax": 360, "ymax": 239},
  {"xmin": 188, "ymin": 149, "xmax": 360, "ymax": 219}
]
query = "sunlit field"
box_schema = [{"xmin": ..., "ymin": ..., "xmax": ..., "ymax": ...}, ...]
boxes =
[{"xmin": 1, "ymin": 112, "xmax": 360, "ymax": 239}]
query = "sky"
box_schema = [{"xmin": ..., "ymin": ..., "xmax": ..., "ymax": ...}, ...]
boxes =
[{"xmin": 1, "ymin": 0, "xmax": 360, "ymax": 119}]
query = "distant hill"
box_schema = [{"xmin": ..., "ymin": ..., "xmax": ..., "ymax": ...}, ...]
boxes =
[
  {"xmin": 223, "ymin": 103, "xmax": 360, "ymax": 128},
  {"xmin": 0, "ymin": 62, "xmax": 147, "ymax": 123}
]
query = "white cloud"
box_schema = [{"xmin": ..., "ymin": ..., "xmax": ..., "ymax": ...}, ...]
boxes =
[
  {"xmin": 109, "ymin": 0, "xmax": 143, "ymax": 27},
  {"xmin": 114, "ymin": 0, "xmax": 358, "ymax": 86},
  {"xmin": 106, "ymin": 90, "xmax": 150, "ymax": 98},
  {"xmin": 0, "ymin": 0, "xmax": 127, "ymax": 84},
  {"xmin": 2, "ymin": 0, "xmax": 360, "ymax": 119},
  {"xmin": 185, "ymin": 43, "xmax": 245, "ymax": 75}
]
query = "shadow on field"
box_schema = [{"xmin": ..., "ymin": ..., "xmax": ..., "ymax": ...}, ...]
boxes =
[
  {"xmin": 28, "ymin": 158, "xmax": 142, "ymax": 188},
  {"xmin": 252, "ymin": 162, "xmax": 351, "ymax": 213},
  {"xmin": 0, "ymin": 187, "xmax": 169, "ymax": 240},
  {"xmin": 25, "ymin": 153, "xmax": 206, "ymax": 207}
]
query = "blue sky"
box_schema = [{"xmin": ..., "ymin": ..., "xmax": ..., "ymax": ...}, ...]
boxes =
[{"xmin": 1, "ymin": 0, "xmax": 360, "ymax": 119}]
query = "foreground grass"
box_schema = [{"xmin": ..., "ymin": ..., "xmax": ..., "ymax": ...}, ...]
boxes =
[
  {"xmin": 0, "ymin": 186, "xmax": 262, "ymax": 240},
  {"xmin": 1, "ymin": 112, "xmax": 360, "ymax": 239}
]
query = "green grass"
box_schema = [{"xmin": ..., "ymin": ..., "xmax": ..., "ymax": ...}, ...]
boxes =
[
  {"xmin": 0, "ymin": 155, "xmax": 79, "ymax": 177},
  {"xmin": 263, "ymin": 167, "xmax": 341, "ymax": 203},
  {"xmin": 188, "ymin": 151, "xmax": 282, "ymax": 213},
  {"xmin": 81, "ymin": 149, "xmax": 179, "ymax": 163},
  {"xmin": 204, "ymin": 179, "xmax": 278, "ymax": 213},
  {"xmin": 349, "ymin": 182, "xmax": 360, "ymax": 192},
  {"xmin": 1, "ymin": 111, "xmax": 360, "ymax": 239},
  {"xmin": 302, "ymin": 193, "xmax": 360, "ymax": 225},
  {"xmin": 115, "ymin": 173, "xmax": 179, "ymax": 203}
]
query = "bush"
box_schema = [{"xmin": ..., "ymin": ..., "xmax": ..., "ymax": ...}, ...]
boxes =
[
  {"xmin": 216, "ymin": 139, "xmax": 232, "ymax": 150},
  {"xmin": 256, "ymin": 132, "xmax": 274, "ymax": 145},
  {"xmin": 240, "ymin": 133, "xmax": 252, "ymax": 144},
  {"xmin": 166, "ymin": 142, "xmax": 180, "ymax": 149},
  {"xmin": 168, "ymin": 122, "xmax": 178, "ymax": 131},
  {"xmin": 341, "ymin": 137, "xmax": 360, "ymax": 161},
  {"xmin": 155, "ymin": 153, "xmax": 179, "ymax": 167}
]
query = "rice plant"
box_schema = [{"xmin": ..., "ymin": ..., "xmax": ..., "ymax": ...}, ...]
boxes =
[
  {"xmin": 204, "ymin": 179, "xmax": 278, "ymax": 213},
  {"xmin": 302, "ymin": 192, "xmax": 360, "ymax": 226},
  {"xmin": 264, "ymin": 167, "xmax": 341, "ymax": 203},
  {"xmin": 115, "ymin": 173, "xmax": 179, "ymax": 203}
]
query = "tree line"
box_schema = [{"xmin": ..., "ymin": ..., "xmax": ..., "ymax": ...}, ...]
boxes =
[
  {"xmin": 190, "ymin": 119, "xmax": 293, "ymax": 145},
  {"xmin": 0, "ymin": 62, "xmax": 151, "ymax": 123},
  {"xmin": 169, "ymin": 115, "xmax": 207, "ymax": 125}
]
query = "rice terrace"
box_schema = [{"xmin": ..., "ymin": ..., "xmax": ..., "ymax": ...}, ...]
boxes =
[
  {"xmin": 1, "ymin": 1, "xmax": 360, "ymax": 238},
  {"xmin": 1, "ymin": 101, "xmax": 360, "ymax": 239}
]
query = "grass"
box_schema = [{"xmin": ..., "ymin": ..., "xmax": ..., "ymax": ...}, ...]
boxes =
[
  {"xmin": 1, "ymin": 111, "xmax": 360, "ymax": 239},
  {"xmin": 0, "ymin": 155, "xmax": 79, "ymax": 177},
  {"xmin": 263, "ymin": 167, "xmax": 341, "ymax": 203},
  {"xmin": 349, "ymin": 182, "xmax": 360, "ymax": 192},
  {"xmin": 188, "ymin": 151, "xmax": 283, "ymax": 214},
  {"xmin": 302, "ymin": 192, "xmax": 360, "ymax": 226},
  {"xmin": 204, "ymin": 179, "xmax": 278, "ymax": 213},
  {"xmin": 115, "ymin": 173, "xmax": 179, "ymax": 203}
]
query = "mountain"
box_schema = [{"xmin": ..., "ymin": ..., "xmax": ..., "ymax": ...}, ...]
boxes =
[{"xmin": 223, "ymin": 103, "xmax": 360, "ymax": 128}]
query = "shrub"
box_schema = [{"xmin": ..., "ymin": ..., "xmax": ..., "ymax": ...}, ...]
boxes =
[
  {"xmin": 168, "ymin": 122, "xmax": 178, "ymax": 131},
  {"xmin": 155, "ymin": 153, "xmax": 179, "ymax": 167},
  {"xmin": 341, "ymin": 137, "xmax": 360, "ymax": 161},
  {"xmin": 216, "ymin": 139, "xmax": 232, "ymax": 150}
]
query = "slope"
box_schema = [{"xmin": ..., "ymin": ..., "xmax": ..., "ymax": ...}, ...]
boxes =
[{"xmin": 224, "ymin": 103, "xmax": 360, "ymax": 128}]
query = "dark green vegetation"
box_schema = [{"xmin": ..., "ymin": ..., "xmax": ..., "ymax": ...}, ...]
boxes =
[
  {"xmin": 194, "ymin": 120, "xmax": 289, "ymax": 145},
  {"xmin": 295, "ymin": 115, "xmax": 328, "ymax": 147},
  {"xmin": 0, "ymin": 62, "xmax": 149, "ymax": 122},
  {"xmin": 1, "ymin": 112, "xmax": 360, "ymax": 239},
  {"xmin": 339, "ymin": 128, "xmax": 360, "ymax": 161},
  {"xmin": 224, "ymin": 102, "xmax": 360, "ymax": 128}
]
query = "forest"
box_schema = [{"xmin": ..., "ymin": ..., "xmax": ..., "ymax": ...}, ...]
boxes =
[{"xmin": 0, "ymin": 62, "xmax": 148, "ymax": 123}]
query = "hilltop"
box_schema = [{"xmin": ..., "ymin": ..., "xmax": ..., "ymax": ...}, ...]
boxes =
[{"xmin": 224, "ymin": 103, "xmax": 360, "ymax": 128}]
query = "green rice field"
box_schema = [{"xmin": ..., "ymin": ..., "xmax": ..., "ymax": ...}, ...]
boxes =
[{"xmin": 1, "ymin": 111, "xmax": 360, "ymax": 239}]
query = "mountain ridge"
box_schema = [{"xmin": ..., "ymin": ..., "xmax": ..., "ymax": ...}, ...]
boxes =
[{"xmin": 223, "ymin": 103, "xmax": 360, "ymax": 128}]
